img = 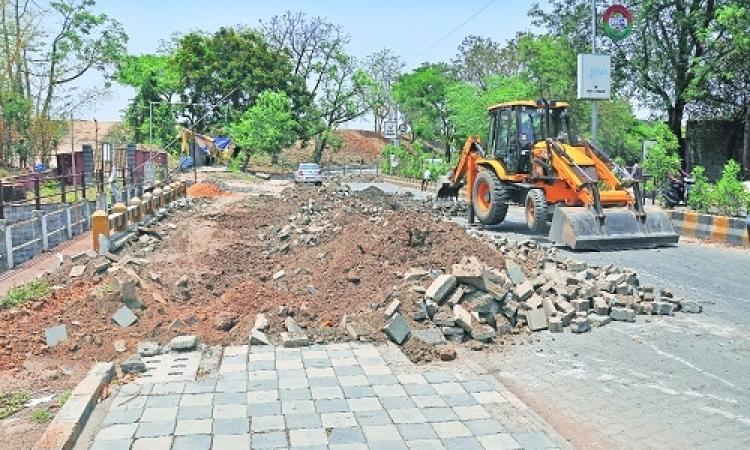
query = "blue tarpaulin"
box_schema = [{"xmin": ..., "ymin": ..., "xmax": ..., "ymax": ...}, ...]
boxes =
[
  {"xmin": 179, "ymin": 156, "xmax": 193, "ymax": 170},
  {"xmin": 214, "ymin": 136, "xmax": 231, "ymax": 149}
]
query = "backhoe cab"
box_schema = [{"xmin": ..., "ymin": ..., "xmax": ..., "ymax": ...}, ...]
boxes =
[{"xmin": 440, "ymin": 100, "xmax": 678, "ymax": 250}]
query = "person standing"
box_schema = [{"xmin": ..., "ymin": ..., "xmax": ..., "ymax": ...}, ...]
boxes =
[{"xmin": 421, "ymin": 167, "xmax": 431, "ymax": 191}]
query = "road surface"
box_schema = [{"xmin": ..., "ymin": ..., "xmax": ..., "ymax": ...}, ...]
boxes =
[{"xmin": 349, "ymin": 181, "xmax": 750, "ymax": 449}]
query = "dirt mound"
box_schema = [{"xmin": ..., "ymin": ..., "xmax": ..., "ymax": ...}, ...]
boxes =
[{"xmin": 187, "ymin": 182, "xmax": 225, "ymax": 198}]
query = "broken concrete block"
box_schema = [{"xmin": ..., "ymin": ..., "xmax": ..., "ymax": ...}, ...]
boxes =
[
  {"xmin": 69, "ymin": 265, "xmax": 85, "ymax": 278},
  {"xmin": 121, "ymin": 356, "xmax": 147, "ymax": 374},
  {"xmin": 272, "ymin": 270, "xmax": 286, "ymax": 281},
  {"xmin": 680, "ymin": 300, "xmax": 702, "ymax": 313},
  {"xmin": 253, "ymin": 314, "xmax": 270, "ymax": 331},
  {"xmin": 610, "ymin": 307, "xmax": 636, "ymax": 322},
  {"xmin": 383, "ymin": 299, "xmax": 401, "ymax": 319},
  {"xmin": 652, "ymin": 301, "xmax": 674, "ymax": 316},
  {"xmin": 441, "ymin": 326, "xmax": 465, "ymax": 337},
  {"xmin": 571, "ymin": 299, "xmax": 590, "ymax": 313},
  {"xmin": 403, "ymin": 267, "xmax": 429, "ymax": 281},
  {"xmin": 567, "ymin": 260, "xmax": 587, "ymax": 272},
  {"xmin": 514, "ymin": 281, "xmax": 534, "ymax": 302},
  {"xmin": 112, "ymin": 306, "xmax": 138, "ymax": 327},
  {"xmin": 570, "ymin": 317, "xmax": 590, "ymax": 333},
  {"xmin": 412, "ymin": 300, "xmax": 429, "ymax": 321},
  {"xmin": 505, "ymin": 260, "xmax": 527, "ymax": 284},
  {"xmin": 542, "ymin": 297, "xmax": 556, "ymax": 317},
  {"xmin": 285, "ymin": 317, "xmax": 304, "ymax": 334},
  {"xmin": 445, "ymin": 286, "xmax": 465, "ymax": 308},
  {"xmin": 170, "ymin": 335, "xmax": 198, "ymax": 351},
  {"xmin": 93, "ymin": 259, "xmax": 111, "ymax": 273},
  {"xmin": 424, "ymin": 300, "xmax": 438, "ymax": 319},
  {"xmin": 526, "ymin": 308, "xmax": 548, "ymax": 331},
  {"xmin": 382, "ymin": 313, "xmax": 410, "ymax": 344},
  {"xmin": 138, "ymin": 341, "xmax": 160, "ymax": 357},
  {"xmin": 250, "ymin": 329, "xmax": 270, "ymax": 345},
  {"xmin": 464, "ymin": 292, "xmax": 500, "ymax": 316},
  {"xmin": 175, "ymin": 275, "xmax": 189, "ymax": 288},
  {"xmin": 548, "ymin": 316, "xmax": 563, "ymax": 333},
  {"xmin": 451, "ymin": 257, "xmax": 486, "ymax": 289},
  {"xmin": 494, "ymin": 315, "xmax": 512, "ymax": 335},
  {"xmin": 432, "ymin": 307, "xmax": 455, "ymax": 327},
  {"xmin": 524, "ymin": 294, "xmax": 543, "ymax": 310},
  {"xmin": 438, "ymin": 346, "xmax": 457, "ymax": 361},
  {"xmin": 589, "ymin": 314, "xmax": 612, "ymax": 327},
  {"xmin": 425, "ymin": 274, "xmax": 457, "ymax": 304},
  {"xmin": 45, "ymin": 324, "xmax": 68, "ymax": 347},
  {"xmin": 593, "ymin": 297, "xmax": 610, "ymax": 315},
  {"xmin": 452, "ymin": 304, "xmax": 473, "ymax": 332},
  {"xmin": 635, "ymin": 302, "xmax": 652, "ymax": 315},
  {"xmin": 470, "ymin": 324, "xmax": 496, "ymax": 342},
  {"xmin": 281, "ymin": 332, "xmax": 309, "ymax": 348},
  {"xmin": 113, "ymin": 339, "xmax": 127, "ymax": 353},
  {"xmin": 412, "ymin": 328, "xmax": 447, "ymax": 346},
  {"xmin": 502, "ymin": 299, "xmax": 519, "ymax": 320}
]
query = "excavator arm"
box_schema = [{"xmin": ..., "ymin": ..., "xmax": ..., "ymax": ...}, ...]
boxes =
[{"xmin": 443, "ymin": 135, "xmax": 482, "ymax": 201}]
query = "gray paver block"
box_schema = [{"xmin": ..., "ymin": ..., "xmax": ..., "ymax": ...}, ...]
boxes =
[
  {"xmin": 368, "ymin": 374, "xmax": 398, "ymax": 385},
  {"xmin": 380, "ymin": 396, "xmax": 415, "ymax": 410},
  {"xmin": 442, "ymin": 436, "xmax": 483, "ymax": 449},
  {"xmin": 369, "ymin": 441, "xmax": 408, "ymax": 450},
  {"xmin": 355, "ymin": 410, "xmax": 393, "ymax": 426},
  {"xmin": 174, "ymin": 419, "xmax": 212, "ymax": 435},
  {"xmin": 328, "ymin": 426, "xmax": 367, "ymax": 445},
  {"xmin": 213, "ymin": 404, "xmax": 247, "ymax": 419},
  {"xmin": 213, "ymin": 417, "xmax": 250, "ymax": 434},
  {"xmin": 404, "ymin": 384, "xmax": 436, "ymax": 396},
  {"xmin": 140, "ymin": 406, "xmax": 178, "ymax": 422},
  {"xmin": 172, "ymin": 434, "xmax": 212, "ymax": 450},
  {"xmin": 308, "ymin": 376, "xmax": 339, "ymax": 388},
  {"xmin": 44, "ymin": 324, "xmax": 67, "ymax": 347},
  {"xmin": 316, "ymin": 398, "xmax": 349, "ymax": 413},
  {"xmin": 177, "ymin": 405, "xmax": 212, "ymax": 420},
  {"xmin": 433, "ymin": 420, "xmax": 472, "ymax": 439},
  {"xmin": 132, "ymin": 436, "xmax": 172, "ymax": 450},
  {"xmin": 285, "ymin": 413, "xmax": 323, "ymax": 429},
  {"xmin": 90, "ymin": 439, "xmax": 132, "ymax": 450},
  {"xmin": 512, "ymin": 431, "xmax": 556, "ymax": 448},
  {"xmin": 398, "ymin": 423, "xmax": 437, "ymax": 440},
  {"xmin": 348, "ymin": 397, "xmax": 383, "ymax": 412},
  {"xmin": 389, "ymin": 408, "xmax": 427, "ymax": 424},
  {"xmin": 212, "ymin": 433, "xmax": 250, "ymax": 449},
  {"xmin": 477, "ymin": 433, "xmax": 522, "ymax": 449},
  {"xmin": 363, "ymin": 424, "xmax": 402, "ymax": 442},
  {"xmin": 423, "ymin": 370, "xmax": 457, "ymax": 383},
  {"xmin": 252, "ymin": 414, "xmax": 285, "ymax": 432},
  {"xmin": 464, "ymin": 418, "xmax": 505, "ymax": 435},
  {"xmin": 248, "ymin": 401, "xmax": 282, "ymax": 417},
  {"xmin": 96, "ymin": 423, "xmax": 138, "ymax": 440},
  {"xmin": 383, "ymin": 313, "xmax": 411, "ymax": 344},
  {"xmin": 103, "ymin": 408, "xmax": 142, "ymax": 424},
  {"xmin": 251, "ymin": 430, "xmax": 288, "ymax": 448},
  {"xmin": 280, "ymin": 388, "xmax": 311, "ymax": 401},
  {"xmin": 112, "ymin": 306, "xmax": 138, "ymax": 327},
  {"xmin": 135, "ymin": 420, "xmax": 175, "ymax": 438},
  {"xmin": 421, "ymin": 407, "xmax": 458, "ymax": 423},
  {"xmin": 610, "ymin": 306, "xmax": 636, "ymax": 322},
  {"xmin": 289, "ymin": 427, "xmax": 328, "ymax": 446},
  {"xmin": 282, "ymin": 399, "xmax": 316, "ymax": 415},
  {"xmin": 344, "ymin": 385, "xmax": 375, "ymax": 399},
  {"xmin": 145, "ymin": 395, "xmax": 180, "ymax": 408},
  {"xmin": 184, "ymin": 380, "xmax": 217, "ymax": 394}
]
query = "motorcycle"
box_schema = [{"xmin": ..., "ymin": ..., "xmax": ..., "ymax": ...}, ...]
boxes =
[{"xmin": 662, "ymin": 170, "xmax": 694, "ymax": 208}]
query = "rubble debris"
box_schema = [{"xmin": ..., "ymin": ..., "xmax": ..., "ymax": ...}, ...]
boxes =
[
  {"xmin": 44, "ymin": 324, "xmax": 67, "ymax": 348},
  {"xmin": 170, "ymin": 335, "xmax": 198, "ymax": 351},
  {"xmin": 272, "ymin": 270, "xmax": 286, "ymax": 281},
  {"xmin": 280, "ymin": 332, "xmax": 309, "ymax": 348},
  {"xmin": 250, "ymin": 329, "xmax": 270, "ymax": 345},
  {"xmin": 425, "ymin": 274, "xmax": 457, "ymax": 304},
  {"xmin": 113, "ymin": 340, "xmax": 127, "ymax": 353},
  {"xmin": 383, "ymin": 313, "xmax": 410, "ymax": 344},
  {"xmin": 570, "ymin": 317, "xmax": 590, "ymax": 333},
  {"xmin": 69, "ymin": 265, "xmax": 85, "ymax": 278},
  {"xmin": 112, "ymin": 306, "xmax": 138, "ymax": 328},
  {"xmin": 610, "ymin": 307, "xmax": 636, "ymax": 322},
  {"xmin": 437, "ymin": 346, "xmax": 457, "ymax": 361},
  {"xmin": 214, "ymin": 314, "xmax": 238, "ymax": 331},
  {"xmin": 253, "ymin": 313, "xmax": 270, "ymax": 331},
  {"xmin": 121, "ymin": 355, "xmax": 147, "ymax": 374},
  {"xmin": 138, "ymin": 341, "xmax": 161, "ymax": 357},
  {"xmin": 383, "ymin": 299, "xmax": 401, "ymax": 319},
  {"xmin": 412, "ymin": 328, "xmax": 447, "ymax": 346}
]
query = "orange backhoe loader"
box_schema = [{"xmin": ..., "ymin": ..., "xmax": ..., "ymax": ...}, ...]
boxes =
[{"xmin": 438, "ymin": 99, "xmax": 678, "ymax": 250}]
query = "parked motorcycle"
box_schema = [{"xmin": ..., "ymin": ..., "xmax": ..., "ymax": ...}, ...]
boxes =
[{"xmin": 662, "ymin": 169, "xmax": 694, "ymax": 208}]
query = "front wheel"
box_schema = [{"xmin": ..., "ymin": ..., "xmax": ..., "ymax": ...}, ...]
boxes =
[
  {"xmin": 472, "ymin": 170, "xmax": 509, "ymax": 225},
  {"xmin": 525, "ymin": 189, "xmax": 548, "ymax": 234}
]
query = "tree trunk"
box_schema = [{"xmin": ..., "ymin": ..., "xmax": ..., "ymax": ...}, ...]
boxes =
[
  {"xmin": 668, "ymin": 100, "xmax": 686, "ymax": 167},
  {"xmin": 313, "ymin": 136, "xmax": 328, "ymax": 163},
  {"xmin": 743, "ymin": 105, "xmax": 750, "ymax": 180},
  {"xmin": 444, "ymin": 141, "xmax": 451, "ymax": 163}
]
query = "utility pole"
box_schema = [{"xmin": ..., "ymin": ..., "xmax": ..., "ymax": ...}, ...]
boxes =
[
  {"xmin": 591, "ymin": 0, "xmax": 598, "ymax": 141},
  {"xmin": 70, "ymin": 113, "xmax": 78, "ymax": 201}
]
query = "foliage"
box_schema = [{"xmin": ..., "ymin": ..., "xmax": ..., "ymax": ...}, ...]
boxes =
[
  {"xmin": 452, "ymin": 35, "xmax": 521, "ymax": 87},
  {"xmin": 393, "ymin": 64, "xmax": 456, "ymax": 160},
  {"xmin": 687, "ymin": 165, "xmax": 712, "ymax": 212},
  {"xmin": 31, "ymin": 409, "xmax": 52, "ymax": 424},
  {"xmin": 103, "ymin": 122, "xmax": 135, "ymax": 148},
  {"xmin": 642, "ymin": 123, "xmax": 681, "ymax": 192},
  {"xmin": 0, "ymin": 391, "xmax": 29, "ymax": 419},
  {"xmin": 517, "ymin": 33, "xmax": 576, "ymax": 100},
  {"xmin": 228, "ymin": 155, "xmax": 244, "ymax": 173},
  {"xmin": 228, "ymin": 90, "xmax": 297, "ymax": 159},
  {"xmin": 712, "ymin": 160, "xmax": 748, "ymax": 216},
  {"xmin": 1, "ymin": 279, "xmax": 51, "ymax": 309},
  {"xmin": 57, "ymin": 390, "xmax": 71, "ymax": 407},
  {"xmin": 363, "ymin": 48, "xmax": 404, "ymax": 132},
  {"xmin": 379, "ymin": 143, "xmax": 448, "ymax": 181}
]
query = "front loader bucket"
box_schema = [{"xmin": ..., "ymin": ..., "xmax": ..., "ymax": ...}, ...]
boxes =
[{"xmin": 549, "ymin": 206, "xmax": 679, "ymax": 250}]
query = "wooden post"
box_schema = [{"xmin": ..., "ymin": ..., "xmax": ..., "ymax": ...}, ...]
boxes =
[
  {"xmin": 60, "ymin": 176, "xmax": 67, "ymax": 204},
  {"xmin": 81, "ymin": 169, "xmax": 86, "ymax": 200},
  {"xmin": 34, "ymin": 175, "xmax": 41, "ymax": 210},
  {"xmin": 0, "ymin": 179, "xmax": 4, "ymax": 219}
]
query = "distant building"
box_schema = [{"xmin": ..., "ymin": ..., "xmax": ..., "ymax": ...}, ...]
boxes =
[{"xmin": 54, "ymin": 120, "xmax": 120, "ymax": 156}]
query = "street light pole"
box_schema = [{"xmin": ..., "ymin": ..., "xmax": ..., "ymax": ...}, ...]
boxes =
[{"xmin": 591, "ymin": 0, "xmax": 598, "ymax": 141}]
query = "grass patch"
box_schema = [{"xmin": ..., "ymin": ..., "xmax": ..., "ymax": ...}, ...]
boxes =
[
  {"xmin": 0, "ymin": 391, "xmax": 30, "ymax": 419},
  {"xmin": 1, "ymin": 279, "xmax": 51, "ymax": 309},
  {"xmin": 57, "ymin": 390, "xmax": 71, "ymax": 407},
  {"xmin": 30, "ymin": 408, "xmax": 52, "ymax": 424}
]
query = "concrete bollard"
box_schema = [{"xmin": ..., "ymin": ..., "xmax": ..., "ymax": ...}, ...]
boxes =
[
  {"xmin": 142, "ymin": 193, "xmax": 153, "ymax": 215},
  {"xmin": 92, "ymin": 210, "xmax": 110, "ymax": 254},
  {"xmin": 152, "ymin": 188, "xmax": 163, "ymax": 209},
  {"xmin": 163, "ymin": 186, "xmax": 173, "ymax": 205},
  {"xmin": 129, "ymin": 197, "xmax": 142, "ymax": 223},
  {"xmin": 112, "ymin": 203, "xmax": 128, "ymax": 232}
]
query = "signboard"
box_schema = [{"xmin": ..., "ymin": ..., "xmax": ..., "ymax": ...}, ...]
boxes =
[
  {"xmin": 603, "ymin": 4, "xmax": 633, "ymax": 41},
  {"xmin": 383, "ymin": 121, "xmax": 398, "ymax": 139},
  {"xmin": 577, "ymin": 54, "xmax": 612, "ymax": 100}
]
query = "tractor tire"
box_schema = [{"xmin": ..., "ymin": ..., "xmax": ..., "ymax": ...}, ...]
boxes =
[
  {"xmin": 472, "ymin": 169, "xmax": 509, "ymax": 225},
  {"xmin": 525, "ymin": 189, "xmax": 548, "ymax": 234}
]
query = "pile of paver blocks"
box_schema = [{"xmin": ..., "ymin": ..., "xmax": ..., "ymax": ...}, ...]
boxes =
[{"xmin": 385, "ymin": 239, "xmax": 702, "ymax": 345}]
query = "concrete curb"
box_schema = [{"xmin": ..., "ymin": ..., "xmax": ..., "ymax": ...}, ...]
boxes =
[
  {"xmin": 32, "ymin": 362, "xmax": 114, "ymax": 450},
  {"xmin": 669, "ymin": 210, "xmax": 749, "ymax": 247}
]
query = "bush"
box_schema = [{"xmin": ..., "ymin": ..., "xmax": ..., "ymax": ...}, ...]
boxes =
[
  {"xmin": 31, "ymin": 408, "xmax": 52, "ymax": 424},
  {"xmin": 687, "ymin": 166, "xmax": 712, "ymax": 212},
  {"xmin": 380, "ymin": 143, "xmax": 448, "ymax": 180},
  {"xmin": 642, "ymin": 123, "xmax": 680, "ymax": 194},
  {"xmin": 713, "ymin": 160, "xmax": 748, "ymax": 216},
  {"xmin": 0, "ymin": 391, "xmax": 29, "ymax": 419},
  {"xmin": 1, "ymin": 279, "xmax": 50, "ymax": 309}
]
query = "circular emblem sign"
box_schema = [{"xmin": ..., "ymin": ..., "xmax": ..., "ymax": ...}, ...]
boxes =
[{"xmin": 602, "ymin": 4, "xmax": 633, "ymax": 41}]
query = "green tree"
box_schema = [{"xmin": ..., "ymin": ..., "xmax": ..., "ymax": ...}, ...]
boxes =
[
  {"xmin": 452, "ymin": 35, "xmax": 521, "ymax": 88},
  {"xmin": 642, "ymin": 122, "xmax": 681, "ymax": 192},
  {"xmin": 228, "ymin": 90, "xmax": 297, "ymax": 165},
  {"xmin": 393, "ymin": 64, "xmax": 456, "ymax": 161},
  {"xmin": 363, "ymin": 48, "xmax": 404, "ymax": 133}
]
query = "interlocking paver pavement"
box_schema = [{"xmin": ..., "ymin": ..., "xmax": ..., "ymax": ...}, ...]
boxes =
[{"xmin": 84, "ymin": 343, "xmax": 563, "ymax": 449}]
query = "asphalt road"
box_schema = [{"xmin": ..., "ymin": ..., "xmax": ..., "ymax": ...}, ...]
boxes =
[{"xmin": 350, "ymin": 181, "xmax": 750, "ymax": 449}]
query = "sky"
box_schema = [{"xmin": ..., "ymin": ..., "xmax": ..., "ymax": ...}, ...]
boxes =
[{"xmin": 73, "ymin": 0, "xmax": 543, "ymax": 123}]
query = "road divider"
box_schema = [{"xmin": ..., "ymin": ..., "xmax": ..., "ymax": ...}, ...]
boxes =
[{"xmin": 668, "ymin": 210, "xmax": 749, "ymax": 247}]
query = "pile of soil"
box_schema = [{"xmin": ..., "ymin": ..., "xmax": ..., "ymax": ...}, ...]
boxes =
[{"xmin": 187, "ymin": 182, "xmax": 226, "ymax": 198}]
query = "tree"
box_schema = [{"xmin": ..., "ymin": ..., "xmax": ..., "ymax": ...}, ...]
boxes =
[
  {"xmin": 363, "ymin": 48, "xmax": 404, "ymax": 132},
  {"xmin": 517, "ymin": 33, "xmax": 577, "ymax": 100},
  {"xmin": 228, "ymin": 90, "xmax": 297, "ymax": 165},
  {"xmin": 393, "ymin": 64, "xmax": 456, "ymax": 161},
  {"xmin": 452, "ymin": 35, "xmax": 521, "ymax": 87},
  {"xmin": 173, "ymin": 27, "xmax": 309, "ymax": 134}
]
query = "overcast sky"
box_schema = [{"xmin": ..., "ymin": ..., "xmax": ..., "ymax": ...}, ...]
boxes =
[{"xmin": 70, "ymin": 0, "xmax": 543, "ymax": 124}]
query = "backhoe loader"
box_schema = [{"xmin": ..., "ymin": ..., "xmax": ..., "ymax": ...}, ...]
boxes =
[{"xmin": 438, "ymin": 99, "xmax": 678, "ymax": 250}]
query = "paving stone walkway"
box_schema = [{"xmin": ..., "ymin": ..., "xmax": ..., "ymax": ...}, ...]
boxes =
[{"xmin": 83, "ymin": 343, "xmax": 562, "ymax": 449}]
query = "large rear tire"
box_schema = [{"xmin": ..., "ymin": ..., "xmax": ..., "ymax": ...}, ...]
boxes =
[
  {"xmin": 472, "ymin": 169, "xmax": 509, "ymax": 225},
  {"xmin": 525, "ymin": 189, "xmax": 548, "ymax": 234}
]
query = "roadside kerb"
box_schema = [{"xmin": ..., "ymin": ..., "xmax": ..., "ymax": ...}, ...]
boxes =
[
  {"xmin": 669, "ymin": 210, "xmax": 749, "ymax": 247},
  {"xmin": 32, "ymin": 362, "xmax": 114, "ymax": 450}
]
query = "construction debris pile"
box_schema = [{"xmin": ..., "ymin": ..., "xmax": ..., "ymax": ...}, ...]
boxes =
[{"xmin": 380, "ymin": 237, "xmax": 702, "ymax": 355}]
